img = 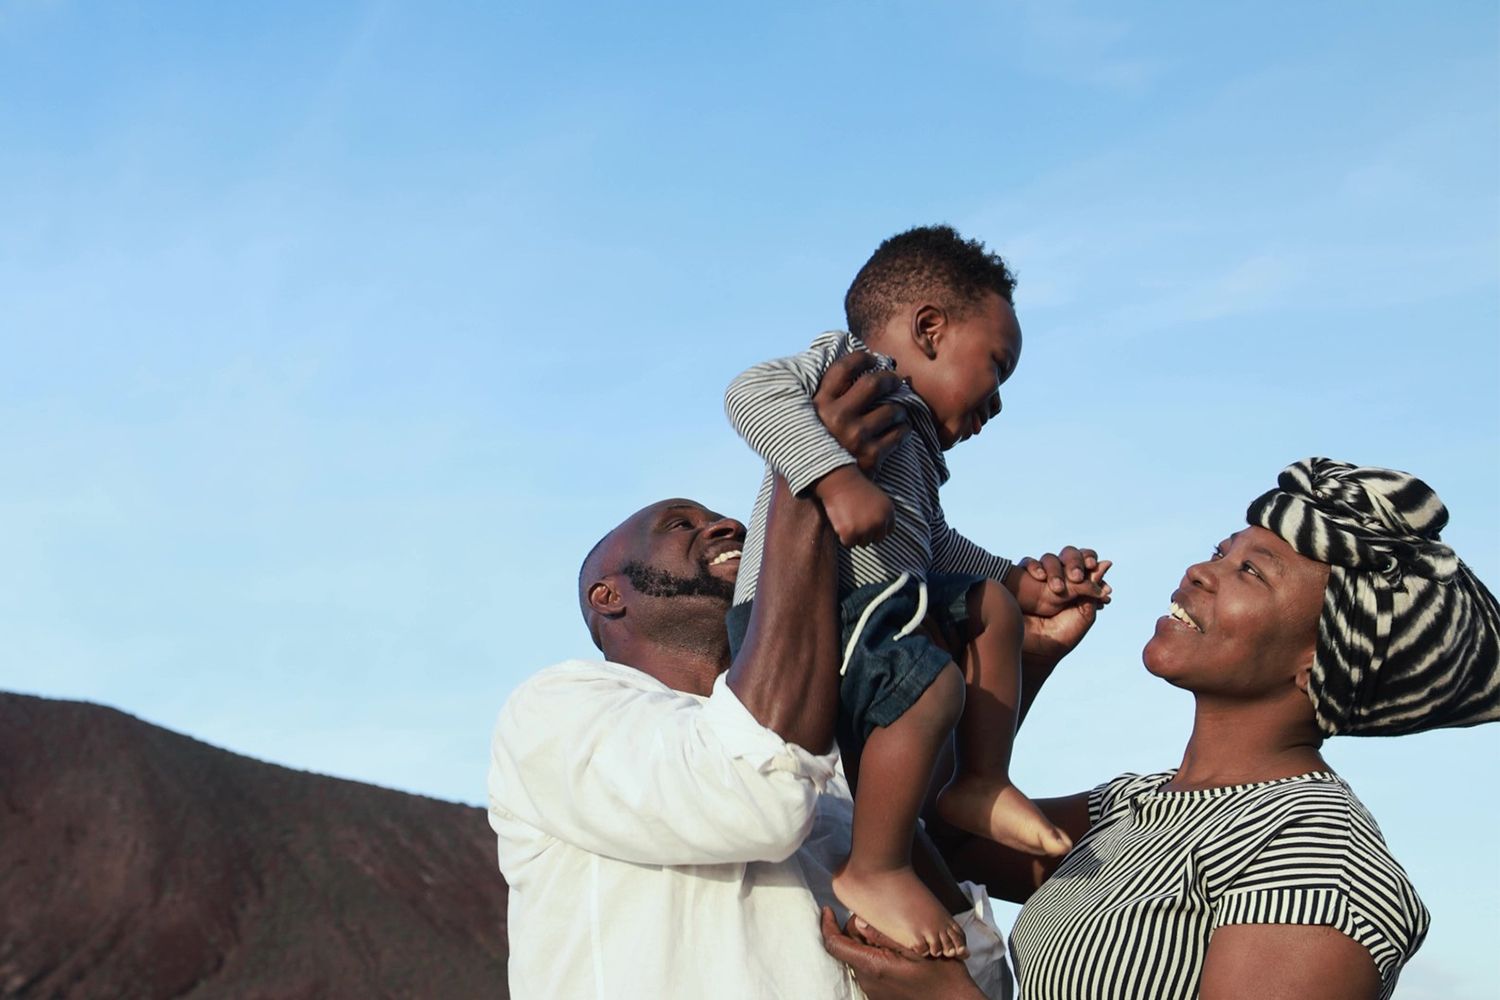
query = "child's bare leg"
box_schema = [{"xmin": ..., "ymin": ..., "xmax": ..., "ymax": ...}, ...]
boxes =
[
  {"xmin": 935, "ymin": 580, "xmax": 1073, "ymax": 857},
  {"xmin": 831, "ymin": 664, "xmax": 969, "ymax": 959}
]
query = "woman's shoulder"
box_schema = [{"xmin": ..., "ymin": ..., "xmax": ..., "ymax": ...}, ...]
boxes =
[
  {"xmin": 1234, "ymin": 771, "xmax": 1395, "ymax": 841},
  {"xmin": 1089, "ymin": 769, "xmax": 1175, "ymax": 821},
  {"xmin": 1222, "ymin": 772, "xmax": 1432, "ymax": 983},
  {"xmin": 1093, "ymin": 770, "xmax": 1398, "ymax": 849}
]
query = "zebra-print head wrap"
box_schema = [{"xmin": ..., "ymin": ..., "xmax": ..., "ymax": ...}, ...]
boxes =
[{"xmin": 1246, "ymin": 458, "xmax": 1500, "ymax": 737}]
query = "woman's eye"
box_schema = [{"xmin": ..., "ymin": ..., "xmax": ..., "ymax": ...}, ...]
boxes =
[
  {"xmin": 1241, "ymin": 561, "xmax": 1261, "ymax": 577},
  {"xmin": 1210, "ymin": 547, "xmax": 1224, "ymax": 560}
]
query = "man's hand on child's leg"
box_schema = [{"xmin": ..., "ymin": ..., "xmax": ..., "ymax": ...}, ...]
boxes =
[{"xmin": 814, "ymin": 465, "xmax": 896, "ymax": 547}]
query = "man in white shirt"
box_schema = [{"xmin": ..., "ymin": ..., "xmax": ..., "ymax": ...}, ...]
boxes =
[{"xmin": 488, "ymin": 355, "xmax": 1103, "ymax": 999}]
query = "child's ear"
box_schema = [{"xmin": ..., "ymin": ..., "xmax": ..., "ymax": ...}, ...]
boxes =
[{"xmin": 912, "ymin": 303, "xmax": 945, "ymax": 359}]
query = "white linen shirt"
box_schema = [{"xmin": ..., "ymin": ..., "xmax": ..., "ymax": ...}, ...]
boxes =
[{"xmin": 488, "ymin": 659, "xmax": 1012, "ymax": 1000}]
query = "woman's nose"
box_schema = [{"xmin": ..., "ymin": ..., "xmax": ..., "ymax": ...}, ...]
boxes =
[{"xmin": 1186, "ymin": 559, "xmax": 1216, "ymax": 591}]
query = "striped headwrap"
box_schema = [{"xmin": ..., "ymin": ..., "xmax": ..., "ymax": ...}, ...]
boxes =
[{"xmin": 1246, "ymin": 458, "xmax": 1500, "ymax": 737}]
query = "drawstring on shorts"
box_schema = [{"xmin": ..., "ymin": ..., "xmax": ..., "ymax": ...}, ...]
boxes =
[{"xmin": 840, "ymin": 572, "xmax": 929, "ymax": 676}]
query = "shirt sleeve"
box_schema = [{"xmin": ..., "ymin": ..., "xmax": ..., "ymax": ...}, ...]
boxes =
[
  {"xmin": 724, "ymin": 334, "xmax": 859, "ymax": 496},
  {"xmin": 1209, "ymin": 813, "xmax": 1430, "ymax": 990},
  {"xmin": 489, "ymin": 665, "xmax": 838, "ymax": 867},
  {"xmin": 930, "ymin": 508, "xmax": 1013, "ymax": 583}
]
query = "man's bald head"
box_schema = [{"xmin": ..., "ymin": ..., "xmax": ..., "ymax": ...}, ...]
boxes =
[{"xmin": 577, "ymin": 499, "xmax": 744, "ymax": 656}]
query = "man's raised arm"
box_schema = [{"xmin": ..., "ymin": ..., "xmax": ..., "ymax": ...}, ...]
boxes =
[
  {"xmin": 727, "ymin": 351, "xmax": 912, "ymax": 754},
  {"xmin": 725, "ymin": 475, "xmax": 842, "ymax": 753}
]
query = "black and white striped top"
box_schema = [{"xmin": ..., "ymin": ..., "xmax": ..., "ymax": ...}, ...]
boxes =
[
  {"xmin": 1009, "ymin": 770, "xmax": 1429, "ymax": 1000},
  {"xmin": 725, "ymin": 331, "xmax": 1012, "ymax": 606}
]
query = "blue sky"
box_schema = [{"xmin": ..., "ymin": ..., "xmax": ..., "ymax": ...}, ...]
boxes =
[{"xmin": 3, "ymin": 2, "xmax": 1496, "ymax": 994}]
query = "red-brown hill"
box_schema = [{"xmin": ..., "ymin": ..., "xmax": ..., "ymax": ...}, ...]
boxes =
[{"xmin": 0, "ymin": 691, "xmax": 509, "ymax": 999}]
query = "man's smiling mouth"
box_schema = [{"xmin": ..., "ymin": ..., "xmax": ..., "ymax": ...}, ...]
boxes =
[{"xmin": 709, "ymin": 550, "xmax": 742, "ymax": 567}]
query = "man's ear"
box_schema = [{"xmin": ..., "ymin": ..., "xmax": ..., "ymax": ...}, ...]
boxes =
[
  {"xmin": 587, "ymin": 577, "xmax": 626, "ymax": 621},
  {"xmin": 911, "ymin": 303, "xmax": 945, "ymax": 359}
]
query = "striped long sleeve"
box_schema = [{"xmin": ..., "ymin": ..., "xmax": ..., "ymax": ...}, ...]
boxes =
[
  {"xmin": 932, "ymin": 510, "xmax": 1013, "ymax": 582},
  {"xmin": 724, "ymin": 332, "xmax": 859, "ymax": 497},
  {"xmin": 726, "ymin": 331, "xmax": 1011, "ymax": 606}
]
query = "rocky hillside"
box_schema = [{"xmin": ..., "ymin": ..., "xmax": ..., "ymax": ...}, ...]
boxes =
[{"xmin": 0, "ymin": 692, "xmax": 509, "ymax": 999}]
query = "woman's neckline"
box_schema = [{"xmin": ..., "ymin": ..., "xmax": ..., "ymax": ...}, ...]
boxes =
[{"xmin": 1148, "ymin": 768, "xmax": 1340, "ymax": 798}]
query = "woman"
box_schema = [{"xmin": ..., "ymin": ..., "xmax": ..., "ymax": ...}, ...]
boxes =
[{"xmin": 825, "ymin": 458, "xmax": 1499, "ymax": 1000}]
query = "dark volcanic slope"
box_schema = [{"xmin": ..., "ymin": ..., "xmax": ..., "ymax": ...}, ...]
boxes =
[{"xmin": 0, "ymin": 692, "xmax": 508, "ymax": 1000}]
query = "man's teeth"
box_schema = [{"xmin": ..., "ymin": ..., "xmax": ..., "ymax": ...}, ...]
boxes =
[
  {"xmin": 1168, "ymin": 602, "xmax": 1202, "ymax": 632},
  {"xmin": 709, "ymin": 550, "xmax": 742, "ymax": 566}
]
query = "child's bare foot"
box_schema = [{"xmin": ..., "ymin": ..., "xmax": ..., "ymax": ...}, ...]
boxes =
[
  {"xmin": 831, "ymin": 861, "xmax": 969, "ymax": 959},
  {"xmin": 937, "ymin": 776, "xmax": 1073, "ymax": 857}
]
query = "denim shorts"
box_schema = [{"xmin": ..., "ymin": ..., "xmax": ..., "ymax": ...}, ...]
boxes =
[{"xmin": 725, "ymin": 571, "xmax": 982, "ymax": 766}]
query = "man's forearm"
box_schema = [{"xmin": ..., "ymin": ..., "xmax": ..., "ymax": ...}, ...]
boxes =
[{"xmin": 726, "ymin": 476, "xmax": 841, "ymax": 753}]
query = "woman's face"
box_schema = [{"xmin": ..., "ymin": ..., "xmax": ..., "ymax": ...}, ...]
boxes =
[{"xmin": 1143, "ymin": 525, "xmax": 1329, "ymax": 699}]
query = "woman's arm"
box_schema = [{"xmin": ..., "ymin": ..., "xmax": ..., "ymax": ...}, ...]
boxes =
[
  {"xmin": 1014, "ymin": 556, "xmax": 1109, "ymax": 724},
  {"xmin": 932, "ymin": 548, "xmax": 1109, "ymax": 901},
  {"xmin": 1200, "ymin": 924, "xmax": 1381, "ymax": 1000}
]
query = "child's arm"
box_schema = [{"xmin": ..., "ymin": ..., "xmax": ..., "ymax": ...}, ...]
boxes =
[
  {"xmin": 929, "ymin": 514, "xmax": 1014, "ymax": 587},
  {"xmin": 815, "ymin": 466, "xmax": 896, "ymax": 546},
  {"xmin": 726, "ymin": 335, "xmax": 895, "ymax": 545},
  {"xmin": 725, "ymin": 334, "xmax": 861, "ymax": 496},
  {"xmin": 933, "ymin": 514, "xmax": 1110, "ymax": 616}
]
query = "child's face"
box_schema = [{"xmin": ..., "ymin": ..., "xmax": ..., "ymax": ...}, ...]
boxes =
[{"xmin": 909, "ymin": 292, "xmax": 1022, "ymax": 451}]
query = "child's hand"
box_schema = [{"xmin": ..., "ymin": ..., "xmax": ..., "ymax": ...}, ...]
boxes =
[
  {"xmin": 814, "ymin": 466, "xmax": 895, "ymax": 547},
  {"xmin": 1005, "ymin": 551, "xmax": 1112, "ymax": 617}
]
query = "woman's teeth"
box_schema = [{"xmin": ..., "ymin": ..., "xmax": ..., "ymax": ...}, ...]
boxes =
[{"xmin": 1168, "ymin": 602, "xmax": 1202, "ymax": 632}]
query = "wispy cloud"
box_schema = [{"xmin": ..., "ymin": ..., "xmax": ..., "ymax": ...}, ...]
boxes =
[
  {"xmin": 969, "ymin": 53, "xmax": 1496, "ymax": 339},
  {"xmin": 1011, "ymin": 1, "xmax": 1165, "ymax": 95}
]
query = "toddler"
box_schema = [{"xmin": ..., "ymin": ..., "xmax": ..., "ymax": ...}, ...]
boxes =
[{"xmin": 725, "ymin": 225, "xmax": 1081, "ymax": 958}]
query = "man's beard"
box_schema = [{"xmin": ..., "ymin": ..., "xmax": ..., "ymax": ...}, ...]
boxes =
[{"xmin": 620, "ymin": 560, "xmax": 736, "ymax": 603}]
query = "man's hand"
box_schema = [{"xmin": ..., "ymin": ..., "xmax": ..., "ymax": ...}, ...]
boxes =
[
  {"xmin": 812, "ymin": 350, "xmax": 909, "ymax": 474},
  {"xmin": 819, "ymin": 908, "xmax": 986, "ymax": 1000},
  {"xmin": 814, "ymin": 466, "xmax": 895, "ymax": 547}
]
